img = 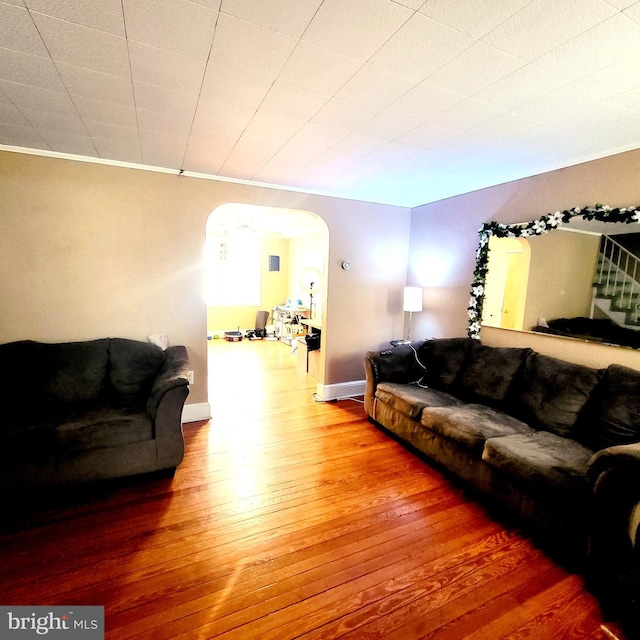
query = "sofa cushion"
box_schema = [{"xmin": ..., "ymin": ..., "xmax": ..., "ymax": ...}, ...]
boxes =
[
  {"xmin": 455, "ymin": 345, "xmax": 530, "ymax": 407},
  {"xmin": 0, "ymin": 339, "xmax": 110, "ymax": 430},
  {"xmin": 416, "ymin": 338, "xmax": 477, "ymax": 390},
  {"xmin": 482, "ymin": 431, "xmax": 593, "ymax": 494},
  {"xmin": 42, "ymin": 339, "xmax": 111, "ymax": 405},
  {"xmin": 421, "ymin": 404, "xmax": 534, "ymax": 453},
  {"xmin": 580, "ymin": 364, "xmax": 640, "ymax": 450},
  {"xmin": 56, "ymin": 408, "xmax": 153, "ymax": 453},
  {"xmin": 0, "ymin": 425, "xmax": 57, "ymax": 462},
  {"xmin": 509, "ymin": 353, "xmax": 602, "ymax": 438},
  {"xmin": 375, "ymin": 382, "xmax": 462, "ymax": 420},
  {"xmin": 109, "ymin": 338, "xmax": 166, "ymax": 406}
]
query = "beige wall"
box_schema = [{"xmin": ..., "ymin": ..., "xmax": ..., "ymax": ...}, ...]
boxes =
[
  {"xmin": 524, "ymin": 230, "xmax": 600, "ymax": 330},
  {"xmin": 410, "ymin": 147, "xmax": 640, "ymax": 370},
  {"xmin": 481, "ymin": 325, "xmax": 640, "ymax": 371},
  {"xmin": 8, "ymin": 143, "xmax": 639, "ymax": 407},
  {"xmin": 0, "ymin": 150, "xmax": 411, "ymax": 408}
]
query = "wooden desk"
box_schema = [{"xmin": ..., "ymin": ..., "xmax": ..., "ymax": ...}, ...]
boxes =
[{"xmin": 300, "ymin": 319, "xmax": 322, "ymax": 332}]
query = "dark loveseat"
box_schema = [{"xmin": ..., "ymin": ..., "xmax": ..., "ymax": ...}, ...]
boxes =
[
  {"xmin": 0, "ymin": 337, "xmax": 190, "ymax": 489},
  {"xmin": 365, "ymin": 338, "xmax": 640, "ymax": 604}
]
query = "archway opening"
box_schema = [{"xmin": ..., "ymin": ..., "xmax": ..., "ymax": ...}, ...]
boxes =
[{"xmin": 205, "ymin": 203, "xmax": 328, "ymax": 337}]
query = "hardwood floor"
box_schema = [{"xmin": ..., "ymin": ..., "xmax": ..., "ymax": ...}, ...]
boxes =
[{"xmin": 0, "ymin": 339, "xmax": 629, "ymax": 639}]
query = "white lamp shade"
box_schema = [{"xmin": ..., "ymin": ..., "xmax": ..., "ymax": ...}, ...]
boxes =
[{"xmin": 403, "ymin": 286, "xmax": 423, "ymax": 313}]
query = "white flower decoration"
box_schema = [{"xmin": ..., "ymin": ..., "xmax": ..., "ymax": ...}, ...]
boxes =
[
  {"xmin": 548, "ymin": 211, "xmax": 563, "ymax": 227},
  {"xmin": 532, "ymin": 219, "xmax": 548, "ymax": 234}
]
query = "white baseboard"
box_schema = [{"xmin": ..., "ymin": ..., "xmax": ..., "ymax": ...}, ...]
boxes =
[
  {"xmin": 315, "ymin": 380, "xmax": 365, "ymax": 402},
  {"xmin": 182, "ymin": 402, "xmax": 211, "ymax": 423}
]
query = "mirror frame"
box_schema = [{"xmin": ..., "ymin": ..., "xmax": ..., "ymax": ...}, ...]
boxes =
[{"xmin": 468, "ymin": 203, "xmax": 640, "ymax": 339}]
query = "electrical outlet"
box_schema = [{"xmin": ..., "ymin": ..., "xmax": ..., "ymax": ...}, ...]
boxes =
[{"xmin": 187, "ymin": 370, "xmax": 195, "ymax": 385}]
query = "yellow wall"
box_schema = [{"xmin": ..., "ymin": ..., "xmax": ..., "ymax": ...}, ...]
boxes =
[
  {"xmin": 0, "ymin": 150, "xmax": 411, "ymax": 410},
  {"xmin": 482, "ymin": 236, "xmax": 529, "ymax": 329},
  {"xmin": 207, "ymin": 235, "xmax": 290, "ymax": 334}
]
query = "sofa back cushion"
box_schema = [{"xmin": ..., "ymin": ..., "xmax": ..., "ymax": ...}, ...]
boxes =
[
  {"xmin": 1, "ymin": 341, "xmax": 52, "ymax": 430},
  {"xmin": 109, "ymin": 338, "xmax": 166, "ymax": 406},
  {"xmin": 416, "ymin": 338, "xmax": 477, "ymax": 390},
  {"xmin": 510, "ymin": 352, "xmax": 602, "ymax": 438},
  {"xmin": 0, "ymin": 339, "xmax": 111, "ymax": 430},
  {"xmin": 580, "ymin": 364, "xmax": 640, "ymax": 450},
  {"xmin": 455, "ymin": 345, "xmax": 531, "ymax": 407},
  {"xmin": 1, "ymin": 339, "xmax": 110, "ymax": 405},
  {"xmin": 43, "ymin": 339, "xmax": 111, "ymax": 405}
]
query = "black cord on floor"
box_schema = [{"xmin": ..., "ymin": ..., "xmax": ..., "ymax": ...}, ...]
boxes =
[{"xmin": 312, "ymin": 393, "xmax": 363, "ymax": 404}]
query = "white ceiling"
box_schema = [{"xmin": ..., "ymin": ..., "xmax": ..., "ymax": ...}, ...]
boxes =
[{"xmin": 2, "ymin": 0, "xmax": 640, "ymax": 208}]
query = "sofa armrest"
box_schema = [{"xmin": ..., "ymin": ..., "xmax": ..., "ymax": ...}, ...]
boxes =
[
  {"xmin": 147, "ymin": 345, "xmax": 190, "ymax": 418},
  {"xmin": 587, "ymin": 443, "xmax": 640, "ymax": 564},
  {"xmin": 364, "ymin": 341, "xmax": 426, "ymax": 416},
  {"xmin": 588, "ymin": 443, "xmax": 640, "ymax": 492},
  {"xmin": 154, "ymin": 384, "xmax": 189, "ymax": 469},
  {"xmin": 149, "ymin": 346, "xmax": 190, "ymax": 470}
]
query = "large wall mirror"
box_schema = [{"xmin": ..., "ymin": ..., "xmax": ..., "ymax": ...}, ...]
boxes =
[{"xmin": 468, "ymin": 204, "xmax": 640, "ymax": 349}]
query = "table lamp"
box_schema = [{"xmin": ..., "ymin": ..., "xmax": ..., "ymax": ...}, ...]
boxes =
[{"xmin": 403, "ymin": 286, "xmax": 423, "ymax": 341}]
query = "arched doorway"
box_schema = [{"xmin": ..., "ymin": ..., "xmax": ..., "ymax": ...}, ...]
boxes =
[{"xmin": 204, "ymin": 203, "xmax": 329, "ymax": 396}]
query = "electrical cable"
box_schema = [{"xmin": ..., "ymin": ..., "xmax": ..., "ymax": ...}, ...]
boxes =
[
  {"xmin": 312, "ymin": 393, "xmax": 363, "ymax": 404},
  {"xmin": 407, "ymin": 342, "xmax": 430, "ymax": 388}
]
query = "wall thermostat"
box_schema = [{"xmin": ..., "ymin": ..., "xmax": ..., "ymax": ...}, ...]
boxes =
[{"xmin": 341, "ymin": 260, "xmax": 352, "ymax": 270}]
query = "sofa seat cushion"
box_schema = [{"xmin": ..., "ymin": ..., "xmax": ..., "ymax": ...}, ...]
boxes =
[
  {"xmin": 421, "ymin": 404, "xmax": 535, "ymax": 453},
  {"xmin": 0, "ymin": 424, "xmax": 58, "ymax": 462},
  {"xmin": 55, "ymin": 408, "xmax": 153, "ymax": 453},
  {"xmin": 482, "ymin": 432, "xmax": 594, "ymax": 494},
  {"xmin": 375, "ymin": 382, "xmax": 462, "ymax": 420}
]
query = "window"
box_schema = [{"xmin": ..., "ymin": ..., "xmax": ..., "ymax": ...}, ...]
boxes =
[{"xmin": 205, "ymin": 234, "xmax": 261, "ymax": 306}]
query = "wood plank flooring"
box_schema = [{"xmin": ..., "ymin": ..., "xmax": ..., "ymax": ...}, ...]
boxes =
[{"xmin": 0, "ymin": 339, "xmax": 629, "ymax": 639}]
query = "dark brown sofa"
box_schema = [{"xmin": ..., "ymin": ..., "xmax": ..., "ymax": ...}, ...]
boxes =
[
  {"xmin": 0, "ymin": 337, "xmax": 190, "ymax": 489},
  {"xmin": 364, "ymin": 338, "xmax": 640, "ymax": 619}
]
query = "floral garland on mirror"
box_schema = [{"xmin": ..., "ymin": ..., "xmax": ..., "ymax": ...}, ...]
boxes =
[{"xmin": 467, "ymin": 203, "xmax": 640, "ymax": 340}]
